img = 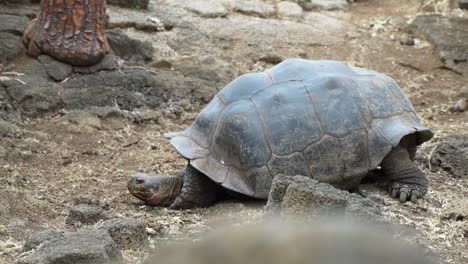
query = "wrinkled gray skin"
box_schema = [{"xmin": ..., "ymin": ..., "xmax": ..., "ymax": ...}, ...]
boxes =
[{"xmin": 128, "ymin": 59, "xmax": 433, "ymax": 209}]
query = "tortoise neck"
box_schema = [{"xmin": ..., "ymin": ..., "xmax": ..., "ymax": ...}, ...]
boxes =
[
  {"xmin": 146, "ymin": 176, "xmax": 183, "ymax": 207},
  {"xmin": 161, "ymin": 176, "xmax": 184, "ymax": 206}
]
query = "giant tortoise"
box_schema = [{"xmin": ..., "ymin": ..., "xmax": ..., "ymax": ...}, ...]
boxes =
[{"xmin": 128, "ymin": 59, "xmax": 433, "ymax": 209}]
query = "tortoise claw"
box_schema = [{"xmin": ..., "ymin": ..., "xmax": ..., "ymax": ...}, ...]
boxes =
[
  {"xmin": 399, "ymin": 192, "xmax": 407, "ymax": 203},
  {"xmin": 389, "ymin": 182, "xmax": 427, "ymax": 203}
]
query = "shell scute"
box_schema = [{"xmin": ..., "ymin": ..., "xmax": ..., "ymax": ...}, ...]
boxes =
[
  {"xmin": 211, "ymin": 100, "xmax": 271, "ymax": 170},
  {"xmin": 252, "ymin": 81, "xmax": 322, "ymax": 155}
]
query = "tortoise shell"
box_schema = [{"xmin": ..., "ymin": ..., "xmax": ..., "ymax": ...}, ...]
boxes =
[{"xmin": 165, "ymin": 59, "xmax": 433, "ymax": 198}]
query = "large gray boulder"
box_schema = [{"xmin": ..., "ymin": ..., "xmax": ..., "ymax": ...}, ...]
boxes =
[
  {"xmin": 0, "ymin": 14, "xmax": 29, "ymax": 35},
  {"xmin": 18, "ymin": 229, "xmax": 123, "ymax": 264},
  {"xmin": 410, "ymin": 15, "xmax": 468, "ymax": 75},
  {"xmin": 0, "ymin": 32, "xmax": 22, "ymax": 64},
  {"xmin": 105, "ymin": 29, "xmax": 154, "ymax": 65},
  {"xmin": 417, "ymin": 135, "xmax": 468, "ymax": 179}
]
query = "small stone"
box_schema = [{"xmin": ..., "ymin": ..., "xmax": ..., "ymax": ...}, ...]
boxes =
[
  {"xmin": 185, "ymin": 0, "xmax": 228, "ymax": 18},
  {"xmin": 295, "ymin": 0, "xmax": 348, "ymax": 11},
  {"xmin": 367, "ymin": 194, "xmax": 387, "ymax": 206},
  {"xmin": 129, "ymin": 109, "xmax": 162, "ymax": 124},
  {"xmin": 277, "ymin": 1, "xmax": 303, "ymax": 19},
  {"xmin": 62, "ymin": 111, "xmax": 102, "ymax": 130},
  {"xmin": 410, "ymin": 15, "xmax": 468, "ymax": 75},
  {"xmin": 101, "ymin": 218, "xmax": 148, "ymax": 250},
  {"xmin": 18, "ymin": 229, "xmax": 123, "ymax": 264},
  {"xmin": 0, "ymin": 14, "xmax": 30, "ymax": 35},
  {"xmin": 72, "ymin": 195, "xmax": 108, "ymax": 208},
  {"xmin": 387, "ymin": 16, "xmax": 407, "ymax": 30},
  {"xmin": 459, "ymin": 87, "xmax": 468, "ymax": 97},
  {"xmin": 0, "ymin": 120, "xmax": 22, "ymax": 138},
  {"xmin": 146, "ymin": 227, "xmax": 157, "ymax": 235},
  {"xmin": 65, "ymin": 204, "xmax": 109, "ymax": 226},
  {"xmin": 282, "ymin": 179, "xmax": 347, "ymax": 217},
  {"xmin": 37, "ymin": 55, "xmax": 73, "ymax": 81},
  {"xmin": 234, "ymin": 0, "xmax": 276, "ymax": 18},
  {"xmin": 449, "ymin": 98, "xmax": 467, "ymax": 112},
  {"xmin": 400, "ymin": 34, "xmax": 415, "ymax": 46},
  {"xmin": 0, "ymin": 32, "xmax": 22, "ymax": 64},
  {"xmin": 258, "ymin": 53, "xmax": 284, "ymax": 64}
]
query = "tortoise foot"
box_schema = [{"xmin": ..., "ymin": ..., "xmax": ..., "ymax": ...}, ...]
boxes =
[{"xmin": 388, "ymin": 182, "xmax": 427, "ymax": 203}]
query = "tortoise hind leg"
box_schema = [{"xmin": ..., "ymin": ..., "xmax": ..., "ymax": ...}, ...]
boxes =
[
  {"xmin": 381, "ymin": 138, "xmax": 428, "ymax": 203},
  {"xmin": 170, "ymin": 164, "xmax": 218, "ymax": 209}
]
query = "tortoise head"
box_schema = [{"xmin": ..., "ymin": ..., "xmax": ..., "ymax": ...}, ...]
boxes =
[{"xmin": 128, "ymin": 173, "xmax": 183, "ymax": 207}]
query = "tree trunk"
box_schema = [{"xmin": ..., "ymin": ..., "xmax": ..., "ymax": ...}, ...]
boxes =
[{"xmin": 23, "ymin": 0, "xmax": 111, "ymax": 66}]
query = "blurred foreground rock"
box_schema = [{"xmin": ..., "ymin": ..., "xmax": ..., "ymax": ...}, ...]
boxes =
[
  {"xmin": 266, "ymin": 175, "xmax": 383, "ymax": 220},
  {"xmin": 106, "ymin": 29, "xmax": 154, "ymax": 65},
  {"xmin": 149, "ymin": 220, "xmax": 437, "ymax": 264},
  {"xmin": 18, "ymin": 229, "xmax": 123, "ymax": 264}
]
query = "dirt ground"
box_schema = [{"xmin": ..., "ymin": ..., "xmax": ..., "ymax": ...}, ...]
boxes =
[{"xmin": 0, "ymin": 0, "xmax": 467, "ymax": 263}]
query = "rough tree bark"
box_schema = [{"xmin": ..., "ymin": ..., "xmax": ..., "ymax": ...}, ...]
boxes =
[{"xmin": 23, "ymin": 0, "xmax": 111, "ymax": 66}]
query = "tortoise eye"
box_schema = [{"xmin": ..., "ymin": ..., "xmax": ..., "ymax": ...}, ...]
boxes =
[{"xmin": 136, "ymin": 178, "xmax": 145, "ymax": 184}]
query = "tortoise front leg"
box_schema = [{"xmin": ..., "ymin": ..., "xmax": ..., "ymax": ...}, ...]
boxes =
[
  {"xmin": 381, "ymin": 144, "xmax": 428, "ymax": 203},
  {"xmin": 170, "ymin": 164, "xmax": 218, "ymax": 209}
]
